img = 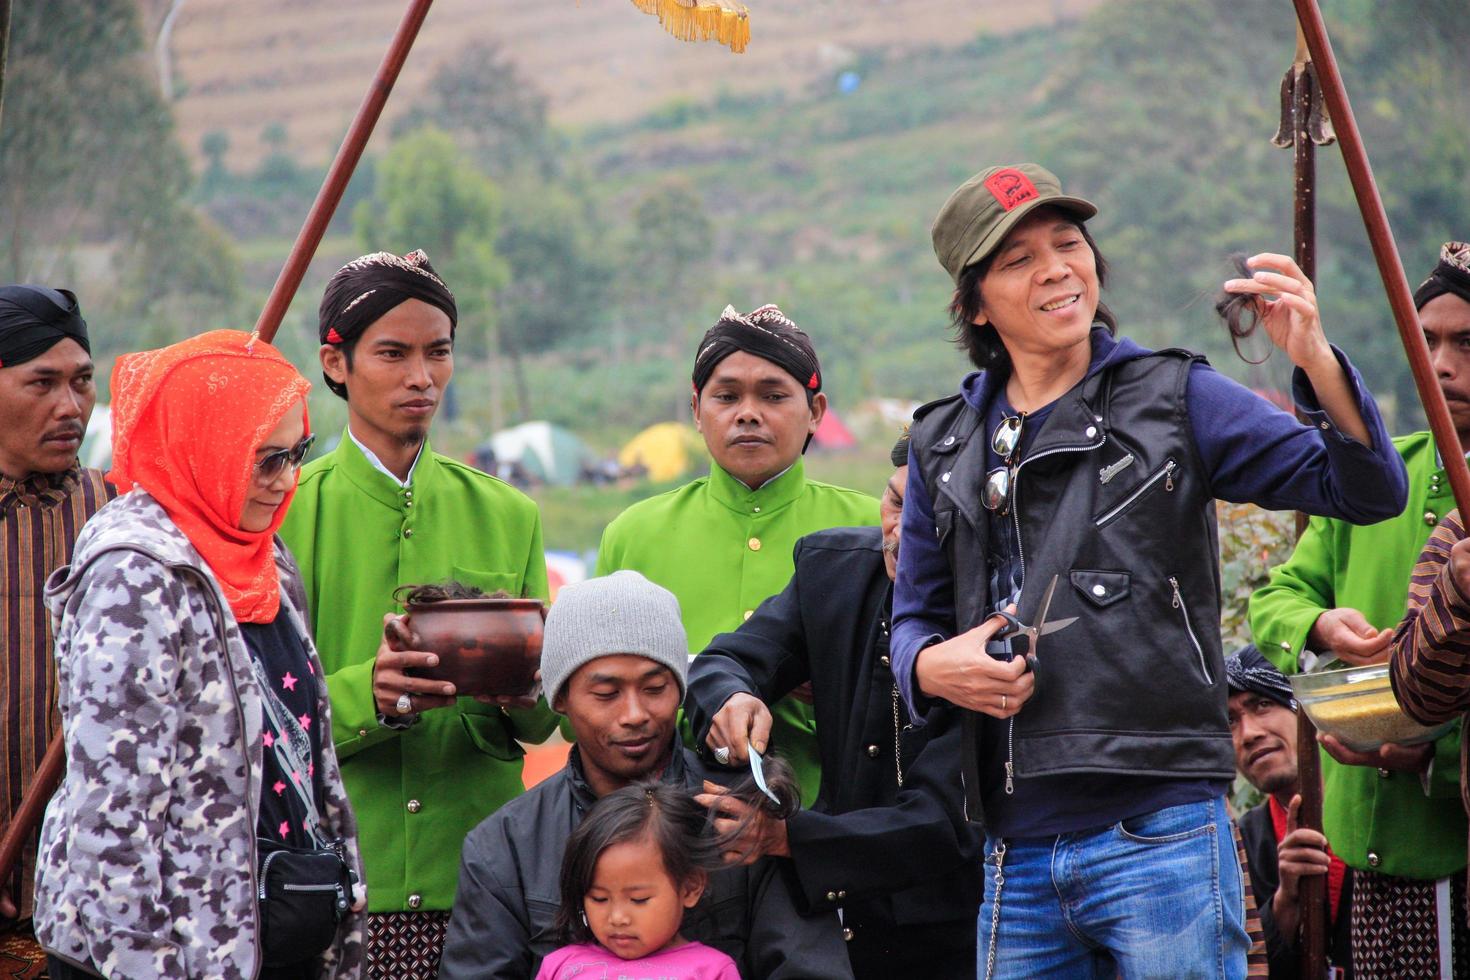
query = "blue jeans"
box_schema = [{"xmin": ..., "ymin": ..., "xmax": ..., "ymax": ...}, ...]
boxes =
[{"xmin": 978, "ymin": 797, "xmax": 1249, "ymax": 979}]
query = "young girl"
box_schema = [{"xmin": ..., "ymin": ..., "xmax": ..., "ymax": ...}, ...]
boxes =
[{"xmin": 536, "ymin": 780, "xmax": 768, "ymax": 980}]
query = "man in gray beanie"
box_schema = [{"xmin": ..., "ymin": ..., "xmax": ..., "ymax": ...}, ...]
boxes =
[{"xmin": 439, "ymin": 572, "xmax": 852, "ymax": 980}]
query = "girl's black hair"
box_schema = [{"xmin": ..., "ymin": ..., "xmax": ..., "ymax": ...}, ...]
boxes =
[
  {"xmin": 948, "ymin": 216, "xmax": 1118, "ymax": 372},
  {"xmin": 552, "ymin": 757, "xmax": 802, "ymax": 946},
  {"xmin": 1215, "ymin": 252, "xmax": 1269, "ymax": 364}
]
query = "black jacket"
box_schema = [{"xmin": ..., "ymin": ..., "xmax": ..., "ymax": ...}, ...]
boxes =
[
  {"xmin": 686, "ymin": 527, "xmax": 980, "ymax": 947},
  {"xmin": 911, "ymin": 350, "xmax": 1237, "ymax": 817},
  {"xmin": 1238, "ymin": 802, "xmax": 1354, "ymax": 979},
  {"xmin": 438, "ymin": 743, "xmax": 853, "ymax": 980}
]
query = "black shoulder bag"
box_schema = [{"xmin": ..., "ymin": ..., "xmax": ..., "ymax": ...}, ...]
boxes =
[{"xmin": 252, "ymin": 657, "xmax": 358, "ymax": 968}]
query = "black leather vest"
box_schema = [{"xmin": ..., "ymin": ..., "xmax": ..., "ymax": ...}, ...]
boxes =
[{"xmin": 911, "ymin": 351, "xmax": 1234, "ymax": 817}]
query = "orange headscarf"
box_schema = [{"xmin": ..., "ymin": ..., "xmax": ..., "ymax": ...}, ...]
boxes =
[{"xmin": 109, "ymin": 330, "xmax": 311, "ymax": 624}]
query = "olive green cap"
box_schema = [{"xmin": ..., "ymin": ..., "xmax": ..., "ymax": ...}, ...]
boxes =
[{"xmin": 931, "ymin": 164, "xmax": 1098, "ymax": 285}]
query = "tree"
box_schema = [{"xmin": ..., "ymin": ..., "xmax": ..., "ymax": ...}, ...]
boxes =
[
  {"xmin": 408, "ymin": 41, "xmax": 560, "ymax": 179},
  {"xmin": 0, "ymin": 0, "xmax": 242, "ymax": 357},
  {"xmin": 621, "ymin": 180, "xmax": 714, "ymax": 415},
  {"xmin": 200, "ymin": 130, "xmax": 230, "ymax": 193},
  {"xmin": 0, "ymin": 1, "xmax": 203, "ymax": 281},
  {"xmin": 494, "ymin": 178, "xmax": 612, "ymax": 418},
  {"xmin": 353, "ymin": 126, "xmax": 509, "ymax": 409}
]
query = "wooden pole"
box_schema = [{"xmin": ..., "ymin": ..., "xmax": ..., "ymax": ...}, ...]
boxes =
[
  {"xmin": 1279, "ymin": 26, "xmax": 1329, "ymax": 978},
  {"xmin": 1291, "ymin": 0, "xmax": 1470, "ymax": 517},
  {"xmin": 0, "ymin": 0, "xmax": 13, "ymax": 133},
  {"xmin": 251, "ymin": 0, "xmax": 436, "ymax": 344},
  {"xmin": 0, "ymin": 736, "xmax": 63, "ymax": 890}
]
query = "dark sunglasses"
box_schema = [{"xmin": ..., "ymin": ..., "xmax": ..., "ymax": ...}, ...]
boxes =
[
  {"xmin": 983, "ymin": 414, "xmax": 1025, "ymax": 514},
  {"xmin": 254, "ymin": 434, "xmax": 315, "ymax": 483}
]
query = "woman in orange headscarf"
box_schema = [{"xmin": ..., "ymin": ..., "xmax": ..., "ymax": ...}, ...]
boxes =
[{"xmin": 34, "ymin": 331, "xmax": 365, "ymax": 980}]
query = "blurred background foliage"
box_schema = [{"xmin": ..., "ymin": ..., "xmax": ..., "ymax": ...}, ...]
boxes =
[{"xmin": 2, "ymin": 0, "xmax": 1467, "ymax": 561}]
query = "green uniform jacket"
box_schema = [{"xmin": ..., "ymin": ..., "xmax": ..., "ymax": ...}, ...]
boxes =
[
  {"xmin": 595, "ymin": 459, "xmax": 879, "ymax": 803},
  {"xmin": 1249, "ymin": 430, "xmax": 1466, "ymax": 879},
  {"xmin": 280, "ymin": 432, "xmax": 558, "ymax": 912}
]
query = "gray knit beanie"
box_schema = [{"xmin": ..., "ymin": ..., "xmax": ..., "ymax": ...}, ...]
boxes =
[{"xmin": 541, "ymin": 570, "xmax": 689, "ymax": 705}]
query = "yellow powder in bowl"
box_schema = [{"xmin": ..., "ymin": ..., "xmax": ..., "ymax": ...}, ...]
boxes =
[{"xmin": 1304, "ymin": 682, "xmax": 1445, "ymax": 751}]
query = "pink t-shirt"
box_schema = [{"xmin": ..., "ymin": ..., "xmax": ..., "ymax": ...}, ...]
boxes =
[{"xmin": 534, "ymin": 940, "xmax": 741, "ymax": 980}]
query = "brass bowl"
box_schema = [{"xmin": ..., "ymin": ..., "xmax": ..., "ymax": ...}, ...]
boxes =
[
  {"xmin": 400, "ymin": 597, "xmax": 545, "ymax": 699},
  {"xmin": 1290, "ymin": 663, "xmax": 1453, "ymax": 753}
]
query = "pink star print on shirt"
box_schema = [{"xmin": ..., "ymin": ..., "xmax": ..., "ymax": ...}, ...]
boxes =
[
  {"xmin": 273, "ymin": 780, "xmax": 286, "ymax": 796},
  {"xmin": 278, "ymin": 820, "xmax": 290, "ymax": 838},
  {"xmin": 299, "ymin": 713, "xmax": 312, "ymax": 730},
  {"xmin": 281, "ymin": 671, "xmax": 298, "ymax": 692},
  {"xmin": 262, "ymin": 731, "xmax": 274, "ymax": 747}
]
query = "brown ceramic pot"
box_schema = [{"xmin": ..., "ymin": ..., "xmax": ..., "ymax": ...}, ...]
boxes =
[{"xmin": 402, "ymin": 597, "xmax": 546, "ymax": 698}]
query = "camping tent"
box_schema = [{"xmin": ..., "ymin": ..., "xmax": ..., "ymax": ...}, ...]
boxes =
[
  {"xmin": 618, "ymin": 422, "xmax": 707, "ymax": 483},
  {"xmin": 482, "ymin": 421, "xmax": 596, "ymax": 487},
  {"xmin": 811, "ymin": 406, "xmax": 856, "ymax": 450}
]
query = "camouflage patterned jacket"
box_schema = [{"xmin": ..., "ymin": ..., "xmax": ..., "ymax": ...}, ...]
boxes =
[{"xmin": 35, "ymin": 491, "xmax": 365, "ymax": 979}]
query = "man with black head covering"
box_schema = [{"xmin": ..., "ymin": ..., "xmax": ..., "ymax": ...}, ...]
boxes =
[
  {"xmin": 279, "ymin": 250, "xmax": 557, "ymax": 980},
  {"xmin": 595, "ymin": 303, "xmax": 878, "ymax": 802},
  {"xmin": 1252, "ymin": 240, "xmax": 1470, "ymax": 977},
  {"xmin": 1227, "ymin": 646, "xmax": 1353, "ymax": 978},
  {"xmin": 0, "ymin": 285, "xmax": 114, "ymax": 964}
]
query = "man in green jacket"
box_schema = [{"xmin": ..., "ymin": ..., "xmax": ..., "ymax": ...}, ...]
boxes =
[
  {"xmin": 1250, "ymin": 241, "xmax": 1470, "ymax": 974},
  {"xmin": 280, "ymin": 249, "xmax": 557, "ymax": 980},
  {"xmin": 596, "ymin": 304, "xmax": 878, "ymax": 802}
]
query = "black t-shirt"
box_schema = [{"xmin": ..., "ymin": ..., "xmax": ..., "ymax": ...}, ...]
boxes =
[{"xmin": 240, "ymin": 613, "xmax": 325, "ymax": 848}]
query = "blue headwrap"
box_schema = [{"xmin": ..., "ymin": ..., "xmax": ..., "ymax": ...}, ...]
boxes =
[{"xmin": 1224, "ymin": 643, "xmax": 1296, "ymax": 711}]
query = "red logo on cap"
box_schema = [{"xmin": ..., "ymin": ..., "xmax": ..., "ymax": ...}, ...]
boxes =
[
  {"xmin": 326, "ymin": 328, "xmax": 344, "ymax": 344},
  {"xmin": 807, "ymin": 372, "xmax": 819, "ymax": 390},
  {"xmin": 984, "ymin": 169, "xmax": 1040, "ymax": 212}
]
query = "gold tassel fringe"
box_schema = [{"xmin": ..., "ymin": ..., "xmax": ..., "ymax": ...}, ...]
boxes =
[{"xmin": 628, "ymin": 0, "xmax": 750, "ymax": 53}]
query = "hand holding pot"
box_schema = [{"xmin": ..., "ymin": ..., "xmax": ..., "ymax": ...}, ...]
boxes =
[{"xmin": 373, "ymin": 613, "xmax": 457, "ymax": 717}]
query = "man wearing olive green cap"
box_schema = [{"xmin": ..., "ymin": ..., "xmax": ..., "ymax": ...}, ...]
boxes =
[{"xmin": 891, "ymin": 163, "xmax": 1406, "ymax": 976}]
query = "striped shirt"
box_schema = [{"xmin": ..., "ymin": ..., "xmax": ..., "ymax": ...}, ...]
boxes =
[
  {"xmin": 1, "ymin": 465, "xmax": 113, "ymax": 916},
  {"xmin": 1391, "ymin": 510, "xmax": 1470, "ymax": 825}
]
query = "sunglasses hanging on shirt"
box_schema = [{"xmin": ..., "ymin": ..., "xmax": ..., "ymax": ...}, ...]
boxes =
[{"xmin": 983, "ymin": 414, "xmax": 1025, "ymax": 515}]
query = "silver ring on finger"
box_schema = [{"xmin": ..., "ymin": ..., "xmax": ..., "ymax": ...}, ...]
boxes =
[
  {"xmin": 396, "ymin": 692, "xmax": 413, "ymax": 715},
  {"xmin": 714, "ymin": 746, "xmax": 731, "ymax": 765},
  {"xmin": 1002, "ymin": 694, "xmax": 1008, "ymax": 712}
]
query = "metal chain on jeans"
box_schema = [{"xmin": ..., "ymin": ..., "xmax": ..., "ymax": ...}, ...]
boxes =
[{"xmin": 984, "ymin": 841, "xmax": 1007, "ymax": 980}]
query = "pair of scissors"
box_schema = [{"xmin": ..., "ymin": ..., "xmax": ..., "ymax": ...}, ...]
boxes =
[{"xmin": 988, "ymin": 574, "xmax": 1076, "ymax": 668}]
